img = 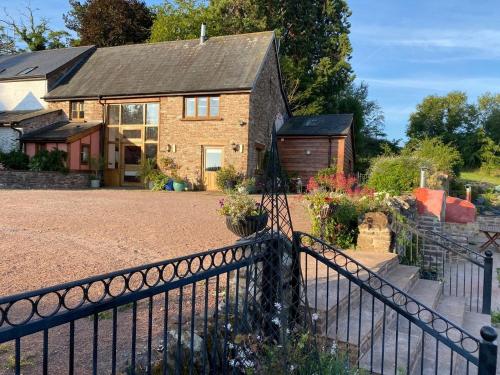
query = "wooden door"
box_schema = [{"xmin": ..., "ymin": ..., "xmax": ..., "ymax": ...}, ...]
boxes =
[
  {"xmin": 203, "ymin": 147, "xmax": 223, "ymax": 191},
  {"xmin": 121, "ymin": 143, "xmax": 142, "ymax": 186}
]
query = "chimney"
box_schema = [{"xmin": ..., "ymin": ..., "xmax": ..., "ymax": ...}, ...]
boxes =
[{"xmin": 200, "ymin": 23, "xmax": 207, "ymax": 44}]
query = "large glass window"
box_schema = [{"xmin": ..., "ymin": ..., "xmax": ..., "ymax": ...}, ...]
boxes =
[
  {"xmin": 121, "ymin": 104, "xmax": 144, "ymax": 124},
  {"xmin": 205, "ymin": 148, "xmax": 223, "ymax": 171},
  {"xmin": 108, "ymin": 105, "xmax": 120, "ymax": 125},
  {"xmin": 146, "ymin": 103, "xmax": 159, "ymax": 125},
  {"xmin": 184, "ymin": 96, "xmax": 220, "ymax": 119}
]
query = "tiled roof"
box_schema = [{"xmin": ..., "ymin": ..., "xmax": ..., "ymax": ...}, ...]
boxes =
[
  {"xmin": 46, "ymin": 31, "xmax": 275, "ymax": 99},
  {"xmin": 278, "ymin": 114, "xmax": 354, "ymax": 136},
  {"xmin": 0, "ymin": 46, "xmax": 95, "ymax": 81},
  {"xmin": 0, "ymin": 109, "xmax": 61, "ymax": 124},
  {"xmin": 21, "ymin": 121, "xmax": 101, "ymax": 142}
]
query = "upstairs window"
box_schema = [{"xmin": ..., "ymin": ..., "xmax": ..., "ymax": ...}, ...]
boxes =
[
  {"xmin": 71, "ymin": 101, "xmax": 85, "ymax": 121},
  {"xmin": 183, "ymin": 96, "xmax": 220, "ymax": 119}
]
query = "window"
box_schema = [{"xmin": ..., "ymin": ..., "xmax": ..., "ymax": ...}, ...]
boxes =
[
  {"xmin": 184, "ymin": 96, "xmax": 220, "ymax": 119},
  {"xmin": 71, "ymin": 101, "xmax": 85, "ymax": 120},
  {"xmin": 35, "ymin": 143, "xmax": 46, "ymax": 154},
  {"xmin": 16, "ymin": 66, "xmax": 37, "ymax": 75},
  {"xmin": 121, "ymin": 104, "xmax": 144, "ymax": 124},
  {"xmin": 80, "ymin": 144, "xmax": 90, "ymax": 164},
  {"xmin": 105, "ymin": 103, "xmax": 160, "ymax": 172},
  {"xmin": 256, "ymin": 145, "xmax": 266, "ymax": 172}
]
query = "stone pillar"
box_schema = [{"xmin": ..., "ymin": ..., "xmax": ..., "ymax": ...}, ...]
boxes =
[{"xmin": 356, "ymin": 212, "xmax": 392, "ymax": 252}]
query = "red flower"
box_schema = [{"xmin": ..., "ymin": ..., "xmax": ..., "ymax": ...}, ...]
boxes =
[{"xmin": 306, "ymin": 177, "xmax": 319, "ymax": 192}]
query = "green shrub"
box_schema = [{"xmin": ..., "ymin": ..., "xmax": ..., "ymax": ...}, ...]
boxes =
[
  {"xmin": 150, "ymin": 172, "xmax": 170, "ymax": 191},
  {"xmin": 404, "ymin": 138, "xmax": 463, "ymax": 177},
  {"xmin": 0, "ymin": 150, "xmax": 29, "ymax": 170},
  {"xmin": 29, "ymin": 149, "xmax": 68, "ymax": 173},
  {"xmin": 215, "ymin": 165, "xmax": 243, "ymax": 190},
  {"xmin": 367, "ymin": 155, "xmax": 429, "ymax": 195},
  {"xmin": 304, "ymin": 192, "xmax": 359, "ymax": 249}
]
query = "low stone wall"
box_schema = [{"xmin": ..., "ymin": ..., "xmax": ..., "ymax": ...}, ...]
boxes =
[{"xmin": 0, "ymin": 170, "xmax": 90, "ymax": 189}]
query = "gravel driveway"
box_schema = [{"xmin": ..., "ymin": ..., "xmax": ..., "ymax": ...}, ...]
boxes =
[{"xmin": 0, "ymin": 189, "xmax": 309, "ymax": 296}]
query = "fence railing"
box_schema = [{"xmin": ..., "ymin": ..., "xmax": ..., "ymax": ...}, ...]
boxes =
[
  {"xmin": 0, "ymin": 231, "xmax": 497, "ymax": 374},
  {"xmin": 390, "ymin": 218, "xmax": 493, "ymax": 314},
  {"xmin": 295, "ymin": 231, "xmax": 497, "ymax": 375},
  {"xmin": 0, "ymin": 238, "xmax": 273, "ymax": 375}
]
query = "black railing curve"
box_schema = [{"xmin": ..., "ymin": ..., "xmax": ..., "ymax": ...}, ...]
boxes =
[{"xmin": 391, "ymin": 218, "xmax": 493, "ymax": 314}]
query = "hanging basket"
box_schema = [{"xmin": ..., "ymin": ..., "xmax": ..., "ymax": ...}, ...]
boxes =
[{"xmin": 225, "ymin": 212, "xmax": 268, "ymax": 237}]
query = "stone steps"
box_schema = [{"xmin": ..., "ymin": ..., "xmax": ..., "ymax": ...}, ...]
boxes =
[
  {"xmin": 323, "ymin": 265, "xmax": 420, "ymax": 358},
  {"xmin": 358, "ymin": 279, "xmax": 442, "ymax": 375},
  {"xmin": 303, "ymin": 251, "xmax": 399, "ymax": 333},
  {"xmin": 411, "ymin": 295, "xmax": 466, "ymax": 375},
  {"xmin": 453, "ymin": 312, "xmax": 494, "ymax": 375}
]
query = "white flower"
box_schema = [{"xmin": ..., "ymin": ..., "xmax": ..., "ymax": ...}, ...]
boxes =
[
  {"xmin": 286, "ymin": 328, "xmax": 290, "ymax": 335},
  {"xmin": 256, "ymin": 335, "xmax": 262, "ymax": 341},
  {"xmin": 244, "ymin": 360, "xmax": 254, "ymax": 368},
  {"xmin": 228, "ymin": 342, "xmax": 234, "ymax": 349},
  {"xmin": 330, "ymin": 341, "xmax": 337, "ymax": 354},
  {"xmin": 226, "ymin": 323, "xmax": 232, "ymax": 331},
  {"xmin": 274, "ymin": 302, "xmax": 282, "ymax": 311},
  {"xmin": 311, "ymin": 313, "xmax": 319, "ymax": 321},
  {"xmin": 289, "ymin": 364, "xmax": 296, "ymax": 371},
  {"xmin": 271, "ymin": 317, "xmax": 281, "ymax": 326},
  {"xmin": 229, "ymin": 359, "xmax": 236, "ymax": 367}
]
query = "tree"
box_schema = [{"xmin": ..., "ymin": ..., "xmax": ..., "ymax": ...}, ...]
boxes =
[
  {"xmin": 150, "ymin": 0, "xmax": 354, "ymax": 115},
  {"xmin": 64, "ymin": 0, "xmax": 153, "ymax": 47},
  {"xmin": 0, "ymin": 25, "xmax": 16, "ymax": 54},
  {"xmin": 1, "ymin": 6, "xmax": 70, "ymax": 51},
  {"xmin": 407, "ymin": 91, "xmax": 477, "ymax": 145},
  {"xmin": 478, "ymin": 93, "xmax": 500, "ymax": 144}
]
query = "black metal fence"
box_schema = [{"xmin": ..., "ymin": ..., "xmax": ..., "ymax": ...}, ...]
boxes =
[
  {"xmin": 0, "ymin": 239, "xmax": 272, "ymax": 374},
  {"xmin": 391, "ymin": 218, "xmax": 493, "ymax": 314},
  {"xmin": 0, "ymin": 231, "xmax": 497, "ymax": 374},
  {"xmin": 296, "ymin": 231, "xmax": 497, "ymax": 375}
]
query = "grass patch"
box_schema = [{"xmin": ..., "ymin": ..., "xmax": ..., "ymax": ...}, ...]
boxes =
[
  {"xmin": 461, "ymin": 169, "xmax": 500, "ymax": 186},
  {"xmin": 6, "ymin": 354, "xmax": 34, "ymax": 369},
  {"xmin": 88, "ymin": 303, "xmax": 135, "ymax": 321},
  {"xmin": 492, "ymin": 310, "xmax": 500, "ymax": 327},
  {"xmin": 0, "ymin": 343, "xmax": 11, "ymax": 354}
]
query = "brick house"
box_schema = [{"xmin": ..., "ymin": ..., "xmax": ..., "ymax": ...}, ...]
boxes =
[
  {"xmin": 0, "ymin": 46, "xmax": 95, "ymax": 153},
  {"xmin": 44, "ymin": 31, "xmax": 290, "ymax": 189}
]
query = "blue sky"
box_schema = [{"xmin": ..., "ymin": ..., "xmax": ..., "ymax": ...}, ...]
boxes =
[{"xmin": 4, "ymin": 1, "xmax": 500, "ymax": 141}]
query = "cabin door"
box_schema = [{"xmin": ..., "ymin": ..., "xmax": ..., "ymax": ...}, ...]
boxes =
[{"xmin": 203, "ymin": 147, "xmax": 223, "ymax": 191}]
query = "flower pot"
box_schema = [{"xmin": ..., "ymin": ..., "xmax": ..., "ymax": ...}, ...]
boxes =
[
  {"xmin": 225, "ymin": 212, "xmax": 268, "ymax": 237},
  {"xmin": 173, "ymin": 181, "xmax": 186, "ymax": 192},
  {"xmin": 90, "ymin": 179, "xmax": 100, "ymax": 188}
]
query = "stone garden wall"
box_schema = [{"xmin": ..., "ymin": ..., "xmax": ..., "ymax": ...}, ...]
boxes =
[{"xmin": 0, "ymin": 170, "xmax": 90, "ymax": 189}]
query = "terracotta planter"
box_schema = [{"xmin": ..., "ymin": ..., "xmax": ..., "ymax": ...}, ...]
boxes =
[{"xmin": 225, "ymin": 212, "xmax": 268, "ymax": 237}]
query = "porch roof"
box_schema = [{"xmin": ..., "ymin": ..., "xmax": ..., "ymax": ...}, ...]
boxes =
[
  {"xmin": 0, "ymin": 109, "xmax": 60, "ymax": 125},
  {"xmin": 277, "ymin": 114, "xmax": 354, "ymax": 137}
]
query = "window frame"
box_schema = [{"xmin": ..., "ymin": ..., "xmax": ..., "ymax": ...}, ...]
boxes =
[
  {"xmin": 183, "ymin": 95, "xmax": 220, "ymax": 120},
  {"xmin": 80, "ymin": 143, "xmax": 90, "ymax": 165},
  {"xmin": 71, "ymin": 101, "xmax": 85, "ymax": 121}
]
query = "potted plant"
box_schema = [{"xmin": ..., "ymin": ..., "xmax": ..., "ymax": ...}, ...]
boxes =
[
  {"xmin": 173, "ymin": 175, "xmax": 187, "ymax": 191},
  {"xmin": 218, "ymin": 191, "xmax": 268, "ymax": 237},
  {"xmin": 138, "ymin": 158, "xmax": 157, "ymax": 189},
  {"xmin": 236, "ymin": 177, "xmax": 256, "ymax": 193},
  {"xmin": 89, "ymin": 156, "xmax": 104, "ymax": 188}
]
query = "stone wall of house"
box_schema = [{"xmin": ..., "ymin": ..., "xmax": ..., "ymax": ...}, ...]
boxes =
[
  {"xmin": 47, "ymin": 100, "xmax": 104, "ymax": 122},
  {"xmin": 19, "ymin": 110, "xmax": 65, "ymax": 134},
  {"xmin": 158, "ymin": 93, "xmax": 250, "ymax": 186},
  {"xmin": 0, "ymin": 170, "xmax": 89, "ymax": 189},
  {"xmin": 248, "ymin": 40, "xmax": 289, "ymax": 175}
]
